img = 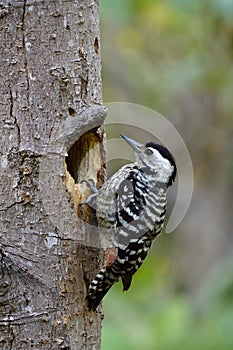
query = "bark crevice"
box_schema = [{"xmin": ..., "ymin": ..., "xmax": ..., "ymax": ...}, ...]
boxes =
[
  {"xmin": 21, "ymin": 0, "xmax": 30, "ymax": 105},
  {"xmin": 9, "ymin": 88, "xmax": 21, "ymax": 143}
]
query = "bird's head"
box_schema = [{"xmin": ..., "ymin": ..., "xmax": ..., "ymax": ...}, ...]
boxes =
[{"xmin": 121, "ymin": 134, "xmax": 177, "ymax": 186}]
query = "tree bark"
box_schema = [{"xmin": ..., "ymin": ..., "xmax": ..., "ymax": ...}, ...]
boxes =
[{"xmin": 0, "ymin": 1, "xmax": 106, "ymax": 349}]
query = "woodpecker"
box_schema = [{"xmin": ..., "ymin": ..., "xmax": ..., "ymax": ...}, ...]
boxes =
[{"xmin": 85, "ymin": 134, "xmax": 177, "ymax": 311}]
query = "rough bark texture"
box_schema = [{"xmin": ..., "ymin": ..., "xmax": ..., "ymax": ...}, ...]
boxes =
[{"xmin": 0, "ymin": 1, "xmax": 106, "ymax": 349}]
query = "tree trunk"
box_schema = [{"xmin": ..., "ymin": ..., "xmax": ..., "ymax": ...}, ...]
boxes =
[{"xmin": 0, "ymin": 1, "xmax": 106, "ymax": 349}]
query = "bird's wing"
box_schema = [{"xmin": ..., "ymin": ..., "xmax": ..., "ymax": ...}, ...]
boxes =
[
  {"xmin": 115, "ymin": 167, "xmax": 152, "ymax": 247},
  {"xmin": 96, "ymin": 164, "xmax": 135, "ymax": 247}
]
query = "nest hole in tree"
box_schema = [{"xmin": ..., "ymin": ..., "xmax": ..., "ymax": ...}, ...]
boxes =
[
  {"xmin": 65, "ymin": 130, "xmax": 101, "ymax": 184},
  {"xmin": 64, "ymin": 129, "xmax": 105, "ymax": 224}
]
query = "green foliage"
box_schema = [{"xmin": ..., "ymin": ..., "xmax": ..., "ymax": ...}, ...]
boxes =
[
  {"xmin": 100, "ymin": 0, "xmax": 233, "ymax": 348},
  {"xmin": 100, "ymin": 0, "xmax": 233, "ymax": 116},
  {"xmin": 102, "ymin": 253, "xmax": 233, "ymax": 350}
]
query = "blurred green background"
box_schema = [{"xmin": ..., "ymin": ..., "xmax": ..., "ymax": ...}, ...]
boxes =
[{"xmin": 99, "ymin": 0, "xmax": 233, "ymax": 349}]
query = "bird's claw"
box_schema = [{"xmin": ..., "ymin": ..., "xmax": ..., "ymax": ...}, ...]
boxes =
[
  {"xmin": 80, "ymin": 179, "xmax": 98, "ymax": 208},
  {"xmin": 80, "ymin": 179, "xmax": 98, "ymax": 194}
]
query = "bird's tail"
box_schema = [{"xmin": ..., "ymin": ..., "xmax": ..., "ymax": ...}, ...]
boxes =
[{"xmin": 86, "ymin": 268, "xmax": 119, "ymax": 311}]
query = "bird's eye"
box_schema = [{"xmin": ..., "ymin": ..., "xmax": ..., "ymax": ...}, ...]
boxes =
[{"xmin": 144, "ymin": 148, "xmax": 153, "ymax": 155}]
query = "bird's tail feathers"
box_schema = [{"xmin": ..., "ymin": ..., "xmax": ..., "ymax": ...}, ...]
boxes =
[{"xmin": 86, "ymin": 268, "xmax": 119, "ymax": 311}]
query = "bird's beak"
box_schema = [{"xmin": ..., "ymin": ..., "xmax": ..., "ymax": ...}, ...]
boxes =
[{"xmin": 121, "ymin": 134, "xmax": 143, "ymax": 153}]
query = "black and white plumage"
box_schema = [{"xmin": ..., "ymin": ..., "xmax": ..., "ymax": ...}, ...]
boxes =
[{"xmin": 85, "ymin": 134, "xmax": 177, "ymax": 311}]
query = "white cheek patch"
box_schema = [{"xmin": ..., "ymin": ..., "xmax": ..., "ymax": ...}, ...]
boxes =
[
  {"xmin": 153, "ymin": 149, "xmax": 166, "ymax": 162},
  {"xmin": 151, "ymin": 149, "xmax": 174, "ymax": 180},
  {"xmin": 154, "ymin": 150, "xmax": 170, "ymax": 167}
]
